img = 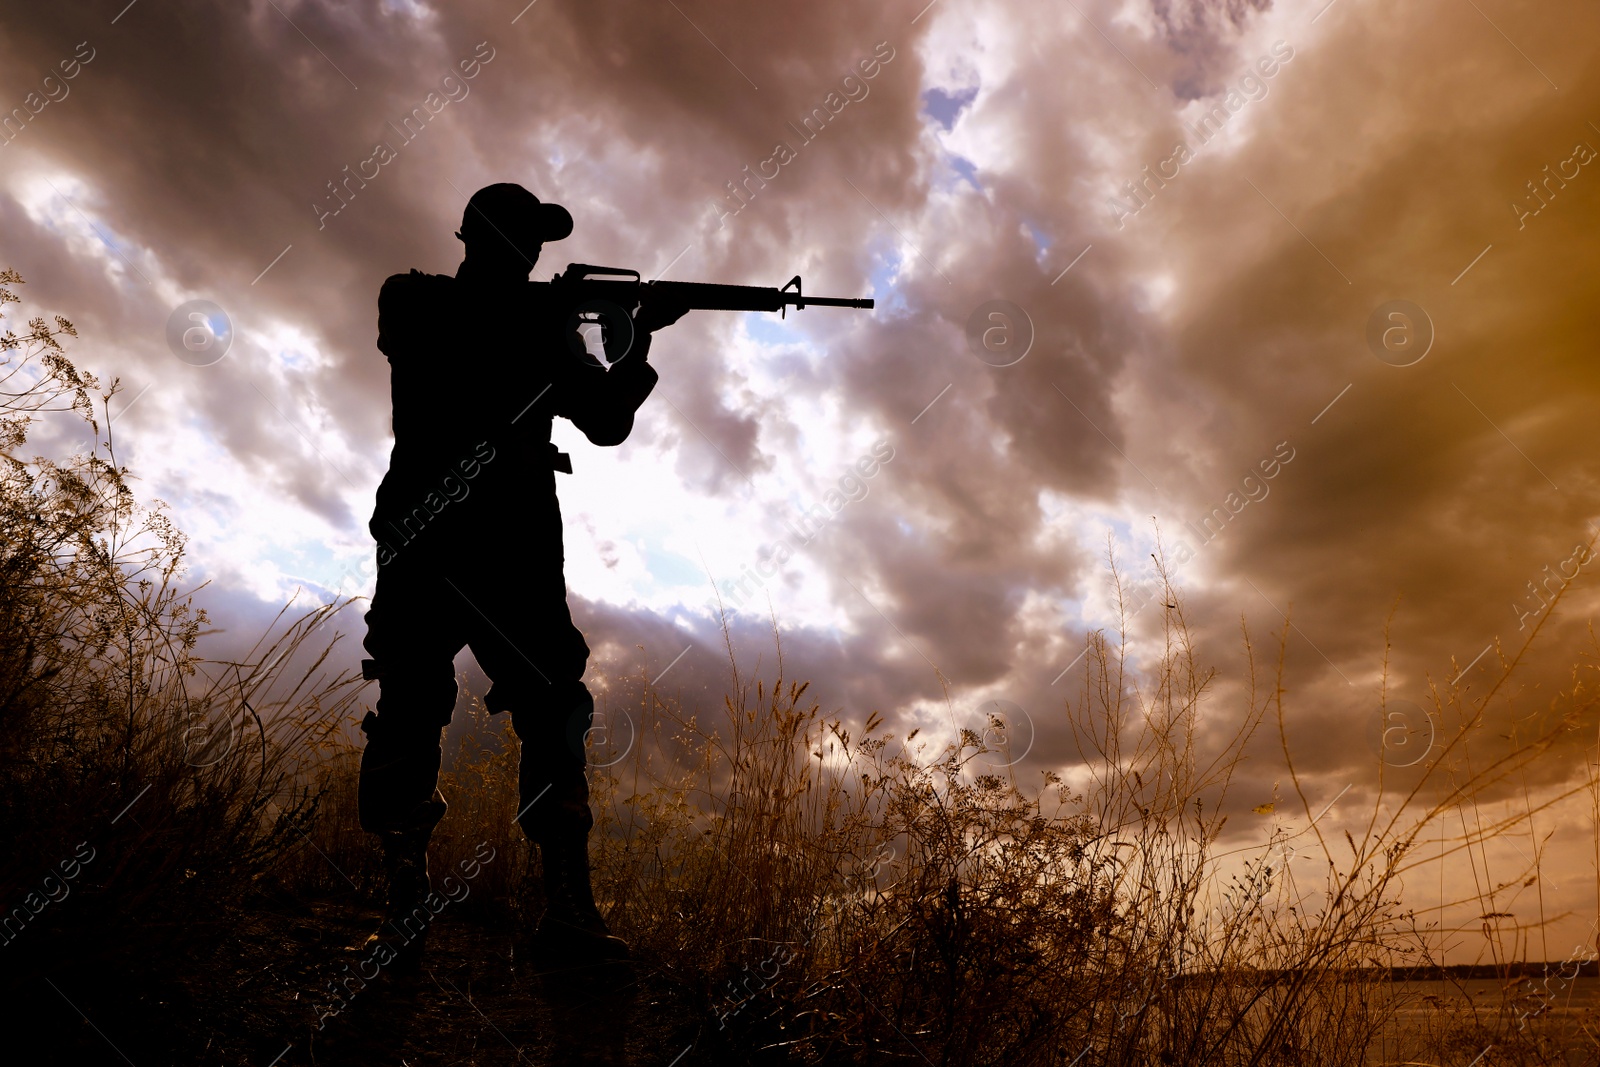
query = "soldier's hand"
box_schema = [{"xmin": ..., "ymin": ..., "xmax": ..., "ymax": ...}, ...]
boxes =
[{"xmin": 634, "ymin": 298, "xmax": 691, "ymax": 334}]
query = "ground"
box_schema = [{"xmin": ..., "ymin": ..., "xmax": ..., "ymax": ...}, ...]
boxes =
[{"xmin": 16, "ymin": 887, "xmax": 728, "ymax": 1067}]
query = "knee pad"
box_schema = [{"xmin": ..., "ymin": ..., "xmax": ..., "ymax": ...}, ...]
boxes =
[
  {"xmin": 371, "ymin": 666, "xmax": 458, "ymax": 731},
  {"xmin": 358, "ymin": 712, "xmax": 449, "ymax": 834}
]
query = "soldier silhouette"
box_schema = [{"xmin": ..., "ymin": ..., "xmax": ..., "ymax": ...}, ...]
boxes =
[{"xmin": 357, "ymin": 183, "xmax": 685, "ymax": 965}]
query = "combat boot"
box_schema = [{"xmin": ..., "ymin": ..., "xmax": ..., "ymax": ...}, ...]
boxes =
[
  {"xmin": 535, "ymin": 834, "xmax": 630, "ymax": 961},
  {"xmin": 364, "ymin": 828, "xmax": 436, "ymax": 971}
]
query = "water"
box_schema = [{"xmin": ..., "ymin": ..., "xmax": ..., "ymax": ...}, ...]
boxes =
[
  {"xmin": 1377, "ymin": 976, "xmax": 1600, "ymax": 1063},
  {"xmin": 1389, "ymin": 975, "xmax": 1600, "ymax": 1018}
]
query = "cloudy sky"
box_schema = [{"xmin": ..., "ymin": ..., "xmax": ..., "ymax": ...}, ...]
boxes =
[{"xmin": 4, "ymin": 0, "xmax": 1600, "ymax": 959}]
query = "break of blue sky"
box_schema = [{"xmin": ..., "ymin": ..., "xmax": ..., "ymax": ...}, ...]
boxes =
[
  {"xmin": 922, "ymin": 83, "xmax": 983, "ymax": 194},
  {"xmin": 949, "ymin": 155, "xmax": 980, "ymax": 189},
  {"xmin": 745, "ymin": 313, "xmax": 802, "ymax": 347},
  {"xmin": 16, "ymin": 172, "xmax": 159, "ymax": 292},
  {"xmin": 923, "ymin": 83, "xmax": 983, "ymax": 194},
  {"xmin": 636, "ymin": 538, "xmax": 706, "ymax": 590},
  {"xmin": 1021, "ymin": 220, "xmax": 1052, "ymax": 259},
  {"xmin": 270, "ymin": 331, "xmax": 319, "ymax": 371},
  {"xmin": 922, "ymin": 86, "xmax": 978, "ymax": 131},
  {"xmin": 271, "ymin": 539, "xmax": 350, "ymax": 596},
  {"xmin": 863, "ymin": 244, "xmax": 910, "ymax": 318}
]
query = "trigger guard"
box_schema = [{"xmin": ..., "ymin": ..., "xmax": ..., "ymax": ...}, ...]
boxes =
[{"xmin": 565, "ymin": 299, "xmax": 637, "ymax": 369}]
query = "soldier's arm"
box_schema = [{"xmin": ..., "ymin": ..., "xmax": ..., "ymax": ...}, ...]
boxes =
[
  {"xmin": 558, "ymin": 331, "xmax": 659, "ymax": 446},
  {"xmin": 550, "ymin": 295, "xmax": 689, "ymax": 445}
]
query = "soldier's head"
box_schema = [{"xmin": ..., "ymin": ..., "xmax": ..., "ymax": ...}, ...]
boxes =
[{"xmin": 455, "ymin": 183, "xmax": 572, "ymax": 279}]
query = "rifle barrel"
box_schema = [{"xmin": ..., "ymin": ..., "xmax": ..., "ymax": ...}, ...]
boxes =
[{"xmin": 794, "ymin": 295, "xmax": 875, "ymax": 309}]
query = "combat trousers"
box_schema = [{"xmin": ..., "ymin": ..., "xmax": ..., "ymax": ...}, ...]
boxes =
[{"xmin": 357, "ymin": 523, "xmax": 596, "ymax": 847}]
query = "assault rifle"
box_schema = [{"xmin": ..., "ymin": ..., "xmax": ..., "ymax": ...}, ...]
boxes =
[
  {"xmin": 550, "ymin": 263, "xmax": 876, "ymax": 320},
  {"xmin": 548, "ymin": 263, "xmax": 873, "ymax": 364}
]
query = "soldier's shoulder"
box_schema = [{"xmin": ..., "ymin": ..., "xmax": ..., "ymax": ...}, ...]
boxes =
[
  {"xmin": 380, "ymin": 269, "xmax": 455, "ymax": 301},
  {"xmin": 376, "ymin": 272, "xmax": 455, "ymax": 358}
]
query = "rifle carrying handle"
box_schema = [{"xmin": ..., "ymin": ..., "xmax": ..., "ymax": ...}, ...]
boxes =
[{"xmin": 560, "ymin": 263, "xmax": 641, "ymax": 283}]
